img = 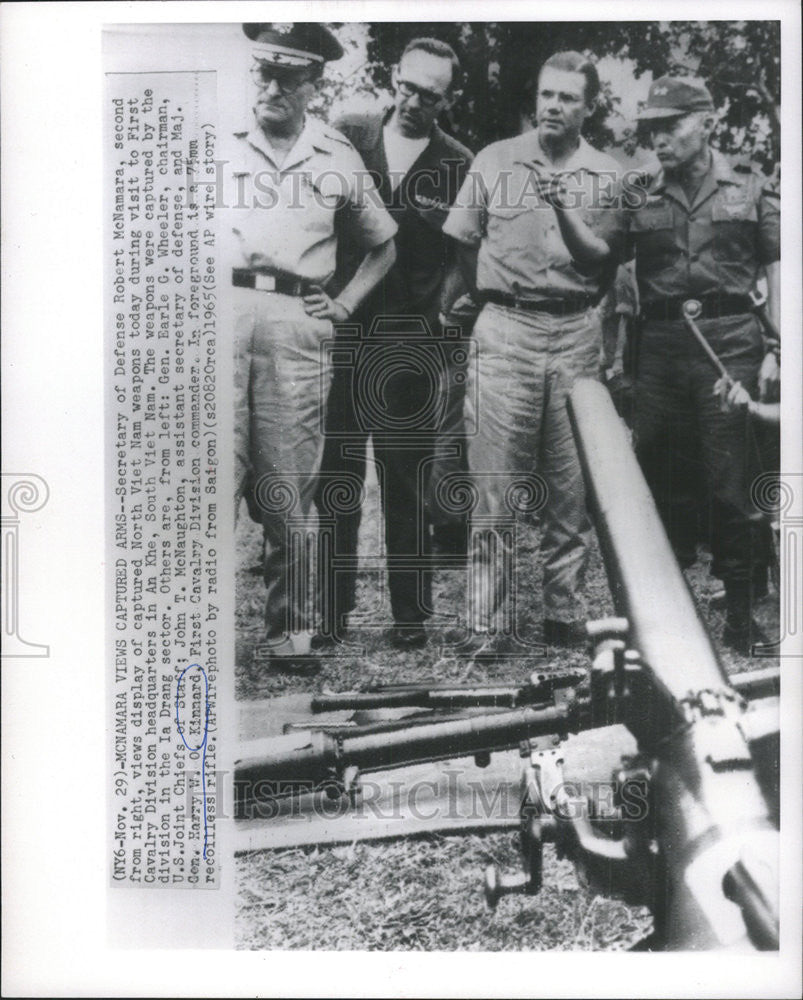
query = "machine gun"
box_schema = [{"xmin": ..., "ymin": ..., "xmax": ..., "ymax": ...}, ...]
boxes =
[{"xmin": 234, "ymin": 379, "xmax": 780, "ymax": 952}]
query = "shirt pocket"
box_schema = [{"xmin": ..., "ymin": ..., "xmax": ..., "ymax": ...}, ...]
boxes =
[
  {"xmin": 711, "ymin": 198, "xmax": 758, "ymax": 262},
  {"xmin": 629, "ymin": 204, "xmax": 678, "ymax": 268},
  {"xmin": 297, "ymin": 172, "xmax": 344, "ymax": 236},
  {"xmin": 485, "ymin": 203, "xmax": 549, "ymax": 266}
]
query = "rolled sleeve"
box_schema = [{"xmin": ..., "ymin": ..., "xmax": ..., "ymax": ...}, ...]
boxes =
[
  {"xmin": 343, "ymin": 148, "xmax": 397, "ymax": 250},
  {"xmin": 443, "ymin": 163, "xmax": 487, "ymax": 247}
]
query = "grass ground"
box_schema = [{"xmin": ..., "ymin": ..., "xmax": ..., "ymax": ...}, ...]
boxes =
[{"xmin": 234, "ymin": 461, "xmax": 779, "ymax": 950}]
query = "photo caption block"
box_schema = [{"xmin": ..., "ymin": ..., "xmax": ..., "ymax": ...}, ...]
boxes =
[{"xmin": 106, "ymin": 70, "xmax": 219, "ymax": 888}]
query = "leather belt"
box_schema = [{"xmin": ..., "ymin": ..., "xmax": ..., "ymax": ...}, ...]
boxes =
[
  {"xmin": 641, "ymin": 294, "xmax": 753, "ymax": 322},
  {"xmin": 232, "ymin": 267, "xmax": 314, "ymax": 296},
  {"xmin": 479, "ymin": 290, "xmax": 593, "ymax": 315}
]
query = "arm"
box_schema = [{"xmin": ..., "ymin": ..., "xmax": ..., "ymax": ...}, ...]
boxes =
[
  {"xmin": 303, "ymin": 238, "xmax": 396, "ymax": 321},
  {"xmin": 530, "ymin": 169, "xmax": 613, "ymax": 267},
  {"xmin": 441, "ymin": 159, "xmax": 485, "ymax": 298},
  {"xmin": 714, "ymin": 377, "xmax": 780, "ymax": 425},
  {"xmin": 438, "ymin": 241, "xmax": 473, "ymax": 317},
  {"xmin": 336, "ymin": 238, "xmax": 396, "ymax": 316},
  {"xmin": 758, "ymin": 260, "xmax": 780, "ymax": 401},
  {"xmin": 454, "ymin": 242, "xmax": 479, "ymax": 300},
  {"xmin": 612, "ymin": 314, "xmax": 628, "ymax": 374},
  {"xmin": 756, "ymin": 173, "xmax": 780, "ymax": 400},
  {"xmin": 765, "ymin": 260, "xmax": 780, "ymax": 333},
  {"xmin": 552, "ymin": 203, "xmax": 612, "ymax": 267}
]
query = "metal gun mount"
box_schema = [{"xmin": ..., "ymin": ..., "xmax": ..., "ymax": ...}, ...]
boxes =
[{"xmin": 234, "ymin": 379, "xmax": 780, "ymax": 952}]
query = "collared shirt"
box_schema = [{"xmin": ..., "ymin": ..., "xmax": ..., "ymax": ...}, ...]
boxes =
[
  {"xmin": 224, "ymin": 117, "xmax": 396, "ymax": 284},
  {"xmin": 443, "ymin": 130, "xmax": 621, "ymax": 301},
  {"xmin": 617, "ymin": 149, "xmax": 780, "ymax": 305}
]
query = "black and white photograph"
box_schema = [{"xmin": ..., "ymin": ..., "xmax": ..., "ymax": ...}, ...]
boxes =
[
  {"xmin": 2, "ymin": 2, "xmax": 801, "ymax": 996},
  {"xmin": 228, "ymin": 16, "xmax": 790, "ymax": 953}
]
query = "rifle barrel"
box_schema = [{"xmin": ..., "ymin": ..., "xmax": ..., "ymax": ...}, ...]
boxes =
[
  {"xmin": 568, "ymin": 379, "xmax": 728, "ymax": 706},
  {"xmin": 235, "ymin": 703, "xmax": 574, "ymax": 794}
]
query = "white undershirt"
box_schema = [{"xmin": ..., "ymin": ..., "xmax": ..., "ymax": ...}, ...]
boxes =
[{"xmin": 383, "ymin": 123, "xmax": 429, "ymax": 190}]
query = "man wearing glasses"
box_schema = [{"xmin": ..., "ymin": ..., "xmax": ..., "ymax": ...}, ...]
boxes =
[
  {"xmin": 316, "ymin": 38, "xmax": 473, "ymax": 651},
  {"xmin": 229, "ymin": 23, "xmax": 397, "ymax": 670}
]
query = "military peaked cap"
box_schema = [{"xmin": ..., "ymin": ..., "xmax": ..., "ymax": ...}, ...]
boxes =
[{"xmin": 243, "ymin": 22, "xmax": 344, "ymax": 67}]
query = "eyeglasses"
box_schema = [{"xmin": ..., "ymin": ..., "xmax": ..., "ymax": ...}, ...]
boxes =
[
  {"xmin": 395, "ymin": 79, "xmax": 444, "ymax": 109},
  {"xmin": 250, "ymin": 62, "xmax": 312, "ymax": 94}
]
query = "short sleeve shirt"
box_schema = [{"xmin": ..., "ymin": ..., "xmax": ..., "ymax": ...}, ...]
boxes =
[
  {"xmin": 616, "ymin": 149, "xmax": 779, "ymax": 306},
  {"xmin": 224, "ymin": 118, "xmax": 396, "ymax": 284},
  {"xmin": 443, "ymin": 130, "xmax": 622, "ymax": 302}
]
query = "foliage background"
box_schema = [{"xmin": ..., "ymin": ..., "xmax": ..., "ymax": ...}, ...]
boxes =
[{"xmin": 315, "ymin": 21, "xmax": 779, "ymax": 171}]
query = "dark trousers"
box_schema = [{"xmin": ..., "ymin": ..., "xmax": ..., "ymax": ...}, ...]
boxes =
[
  {"xmin": 634, "ymin": 313, "xmax": 765, "ymax": 587},
  {"xmin": 315, "ymin": 326, "xmax": 440, "ymax": 631},
  {"xmin": 428, "ymin": 332, "xmax": 472, "ymax": 541}
]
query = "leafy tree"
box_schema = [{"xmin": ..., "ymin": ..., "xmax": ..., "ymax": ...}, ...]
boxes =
[
  {"xmin": 358, "ymin": 21, "xmax": 779, "ymax": 169},
  {"xmin": 664, "ymin": 20, "xmax": 779, "ymax": 169}
]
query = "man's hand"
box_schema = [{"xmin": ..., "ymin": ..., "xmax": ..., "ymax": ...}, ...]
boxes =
[
  {"xmin": 758, "ymin": 351, "xmax": 780, "ymax": 401},
  {"xmin": 524, "ymin": 163, "xmax": 569, "ymax": 210},
  {"xmin": 714, "ymin": 377, "xmax": 751, "ymax": 413},
  {"xmin": 522, "ymin": 162, "xmax": 612, "ymax": 268},
  {"xmin": 302, "ymin": 285, "xmax": 349, "ymax": 321}
]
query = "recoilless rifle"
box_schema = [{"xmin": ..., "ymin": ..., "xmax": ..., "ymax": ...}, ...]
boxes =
[{"xmin": 235, "ymin": 380, "xmax": 780, "ymax": 952}]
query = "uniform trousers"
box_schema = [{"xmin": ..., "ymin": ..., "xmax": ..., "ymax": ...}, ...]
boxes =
[
  {"xmin": 634, "ymin": 312, "xmax": 764, "ymax": 587},
  {"xmin": 467, "ymin": 303, "xmax": 602, "ymax": 630},
  {"xmin": 234, "ymin": 287, "xmax": 332, "ymax": 639}
]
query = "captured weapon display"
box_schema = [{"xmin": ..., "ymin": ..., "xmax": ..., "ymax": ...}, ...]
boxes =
[{"xmin": 234, "ymin": 379, "xmax": 780, "ymax": 952}]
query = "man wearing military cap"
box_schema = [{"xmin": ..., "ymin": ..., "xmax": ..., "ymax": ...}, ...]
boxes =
[
  {"xmin": 228, "ymin": 23, "xmax": 397, "ymax": 669},
  {"xmin": 544, "ymin": 74, "xmax": 780, "ymax": 654},
  {"xmin": 241, "ymin": 22, "xmax": 346, "ymax": 66}
]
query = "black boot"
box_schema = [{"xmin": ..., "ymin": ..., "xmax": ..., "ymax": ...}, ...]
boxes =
[{"xmin": 722, "ymin": 581, "xmax": 767, "ymax": 656}]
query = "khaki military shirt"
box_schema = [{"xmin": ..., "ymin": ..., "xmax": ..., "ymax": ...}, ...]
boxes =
[
  {"xmin": 443, "ymin": 130, "xmax": 621, "ymax": 302},
  {"xmin": 225, "ymin": 117, "xmax": 396, "ymax": 284},
  {"xmin": 616, "ymin": 149, "xmax": 779, "ymax": 305}
]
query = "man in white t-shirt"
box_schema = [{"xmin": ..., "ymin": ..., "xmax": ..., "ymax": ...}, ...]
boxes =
[{"xmin": 316, "ymin": 38, "xmax": 473, "ymax": 650}]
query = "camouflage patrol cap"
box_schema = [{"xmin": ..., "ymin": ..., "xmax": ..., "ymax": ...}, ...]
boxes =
[
  {"xmin": 637, "ymin": 76, "xmax": 715, "ymax": 120},
  {"xmin": 242, "ymin": 23, "xmax": 344, "ymax": 68}
]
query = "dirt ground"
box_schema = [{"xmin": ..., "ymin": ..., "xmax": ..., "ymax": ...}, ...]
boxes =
[{"xmin": 234, "ymin": 458, "xmax": 780, "ymax": 951}]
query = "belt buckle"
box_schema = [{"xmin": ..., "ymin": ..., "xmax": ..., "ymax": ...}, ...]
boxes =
[
  {"xmin": 682, "ymin": 299, "xmax": 703, "ymax": 322},
  {"xmin": 255, "ymin": 273, "xmax": 277, "ymax": 293}
]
